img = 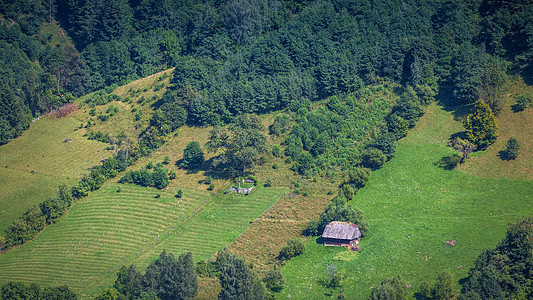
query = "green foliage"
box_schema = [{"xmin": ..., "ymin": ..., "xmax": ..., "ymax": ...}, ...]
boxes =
[
  {"xmin": 448, "ymin": 137, "xmax": 475, "ymax": 164},
  {"xmin": 372, "ymin": 132, "xmax": 397, "ymax": 160},
  {"xmin": 208, "ymin": 183, "xmax": 215, "ymax": 191},
  {"xmin": 459, "ymin": 218, "xmax": 533, "ymax": 299},
  {"xmin": 369, "ymin": 276, "xmax": 407, "ymax": 300},
  {"xmin": 515, "ymin": 92, "xmax": 533, "ymax": 112},
  {"xmin": 417, "ymin": 271, "xmax": 455, "ymax": 300},
  {"xmin": 218, "ymin": 253, "xmax": 264, "ymax": 300},
  {"xmin": 304, "ymin": 219, "xmax": 320, "ymax": 236},
  {"xmin": 279, "ymin": 239, "xmax": 305, "ymax": 261},
  {"xmin": 0, "ymin": 281, "xmax": 77, "ymax": 300},
  {"xmin": 263, "ymin": 269, "xmax": 285, "ymax": 292},
  {"xmin": 361, "ymin": 148, "xmax": 387, "ymax": 170},
  {"xmin": 87, "ymin": 131, "xmax": 110, "ymax": 143},
  {"xmin": 326, "ymin": 264, "xmax": 345, "ymax": 289},
  {"xmin": 345, "ymin": 167, "xmax": 371, "ymax": 190},
  {"xmin": 119, "ymin": 165, "xmax": 169, "ymax": 189},
  {"xmin": 272, "ymin": 145, "xmax": 282, "ymax": 157},
  {"xmin": 206, "ymin": 114, "xmax": 267, "ymax": 175},
  {"xmin": 464, "ymin": 100, "xmax": 498, "ymax": 149},
  {"xmin": 317, "ymin": 202, "xmax": 369, "ymax": 236},
  {"xmin": 163, "ymin": 156, "xmax": 171, "ymax": 165},
  {"xmin": 181, "ymin": 141, "xmax": 204, "ymax": 170},
  {"xmin": 176, "ymin": 189, "xmax": 183, "ymax": 198},
  {"xmin": 270, "ymin": 114, "xmax": 291, "ymax": 136},
  {"xmin": 501, "ymin": 137, "xmax": 520, "ymax": 160},
  {"xmin": 141, "ymin": 251, "xmax": 198, "ymax": 300}
]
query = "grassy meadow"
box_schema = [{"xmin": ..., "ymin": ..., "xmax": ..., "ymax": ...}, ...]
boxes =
[
  {"xmin": 0, "ymin": 180, "xmax": 287, "ymax": 297},
  {"xmin": 280, "ymin": 103, "xmax": 533, "ymax": 299},
  {"xmin": 0, "ymin": 68, "xmax": 174, "ymax": 233}
]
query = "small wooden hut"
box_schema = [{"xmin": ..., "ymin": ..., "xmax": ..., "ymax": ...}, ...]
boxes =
[{"xmin": 322, "ymin": 221, "xmax": 361, "ymax": 250}]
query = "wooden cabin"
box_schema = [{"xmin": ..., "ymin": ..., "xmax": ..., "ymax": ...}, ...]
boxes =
[{"xmin": 322, "ymin": 221, "xmax": 361, "ymax": 250}]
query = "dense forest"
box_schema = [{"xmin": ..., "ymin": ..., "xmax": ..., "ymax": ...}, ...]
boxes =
[{"xmin": 1, "ymin": 0, "xmax": 532, "ymax": 144}]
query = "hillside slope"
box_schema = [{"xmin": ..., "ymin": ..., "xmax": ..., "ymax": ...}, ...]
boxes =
[{"xmin": 280, "ymin": 102, "xmax": 533, "ymax": 299}]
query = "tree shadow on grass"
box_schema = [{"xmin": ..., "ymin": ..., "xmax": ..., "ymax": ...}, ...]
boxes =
[{"xmin": 437, "ymin": 85, "xmax": 473, "ymax": 122}]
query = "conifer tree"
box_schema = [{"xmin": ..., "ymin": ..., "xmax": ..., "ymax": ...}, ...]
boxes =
[{"xmin": 464, "ymin": 100, "xmax": 498, "ymax": 149}]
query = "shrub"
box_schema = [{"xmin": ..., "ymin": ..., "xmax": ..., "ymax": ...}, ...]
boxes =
[
  {"xmin": 515, "ymin": 92, "xmax": 532, "ymax": 112},
  {"xmin": 341, "ymin": 184, "xmax": 355, "ymax": 201},
  {"xmin": 263, "ymin": 269, "xmax": 285, "ymax": 292},
  {"xmin": 146, "ymin": 162, "xmax": 154, "ymax": 169},
  {"xmin": 168, "ymin": 170, "xmax": 176, "ymax": 180},
  {"xmin": 304, "ymin": 220, "xmax": 320, "ymax": 236},
  {"xmin": 205, "ymin": 176, "xmax": 212, "ymax": 184},
  {"xmin": 346, "ymin": 167, "xmax": 371, "ymax": 189},
  {"xmin": 272, "ymin": 163, "xmax": 278, "ymax": 169},
  {"xmin": 208, "ymin": 183, "xmax": 214, "ymax": 191},
  {"xmin": 279, "ymin": 239, "xmax": 305, "ymax": 261},
  {"xmin": 176, "ymin": 189, "xmax": 183, "ymax": 198},
  {"xmin": 361, "ymin": 148, "xmax": 387, "ymax": 170},
  {"xmin": 373, "ymin": 132, "xmax": 397, "ymax": 160},
  {"xmin": 163, "ymin": 156, "xmax": 171, "ymax": 164},
  {"xmin": 501, "ymin": 137, "xmax": 520, "ymax": 160},
  {"xmin": 155, "ymin": 194, "xmax": 161, "ymax": 198},
  {"xmin": 270, "ymin": 114, "xmax": 290, "ymax": 135},
  {"xmin": 272, "ymin": 145, "xmax": 282, "ymax": 157},
  {"xmin": 264, "ymin": 179, "xmax": 272, "ymax": 187}
]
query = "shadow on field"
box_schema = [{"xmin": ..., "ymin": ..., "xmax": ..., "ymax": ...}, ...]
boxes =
[{"xmin": 437, "ymin": 85, "xmax": 472, "ymax": 122}]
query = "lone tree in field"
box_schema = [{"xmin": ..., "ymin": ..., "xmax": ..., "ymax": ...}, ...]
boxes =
[
  {"xmin": 448, "ymin": 137, "xmax": 474, "ymax": 164},
  {"xmin": 502, "ymin": 137, "xmax": 520, "ymax": 160},
  {"xmin": 206, "ymin": 114, "xmax": 266, "ymax": 175},
  {"xmin": 464, "ymin": 100, "xmax": 498, "ymax": 149},
  {"xmin": 181, "ymin": 141, "xmax": 204, "ymax": 169}
]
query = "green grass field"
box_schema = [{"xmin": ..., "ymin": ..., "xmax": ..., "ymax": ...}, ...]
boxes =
[
  {"xmin": 0, "ymin": 116, "xmax": 107, "ymax": 232},
  {"xmin": 0, "ymin": 181, "xmax": 287, "ymax": 297},
  {"xmin": 0, "ymin": 68, "xmax": 174, "ymax": 233},
  {"xmin": 280, "ymin": 103, "xmax": 533, "ymax": 299}
]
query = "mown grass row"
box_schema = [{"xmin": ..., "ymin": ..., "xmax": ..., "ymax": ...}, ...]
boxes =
[
  {"xmin": 280, "ymin": 104, "xmax": 533, "ymax": 299},
  {"xmin": 0, "ymin": 116, "xmax": 107, "ymax": 232},
  {"xmin": 0, "ymin": 181, "xmax": 287, "ymax": 297}
]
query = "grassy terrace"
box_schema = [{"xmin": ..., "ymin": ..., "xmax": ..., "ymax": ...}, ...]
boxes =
[
  {"xmin": 280, "ymin": 103, "xmax": 533, "ymax": 299},
  {"xmin": 0, "ymin": 181, "xmax": 287, "ymax": 297}
]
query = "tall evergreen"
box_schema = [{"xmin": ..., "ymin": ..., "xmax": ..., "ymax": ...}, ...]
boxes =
[{"xmin": 464, "ymin": 100, "xmax": 498, "ymax": 149}]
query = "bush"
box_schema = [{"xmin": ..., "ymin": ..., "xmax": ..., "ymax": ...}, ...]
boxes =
[
  {"xmin": 264, "ymin": 179, "xmax": 272, "ymax": 187},
  {"xmin": 304, "ymin": 220, "xmax": 320, "ymax": 236},
  {"xmin": 208, "ymin": 183, "xmax": 214, "ymax": 191},
  {"xmin": 501, "ymin": 137, "xmax": 520, "ymax": 160},
  {"xmin": 361, "ymin": 148, "xmax": 387, "ymax": 170},
  {"xmin": 181, "ymin": 141, "xmax": 204, "ymax": 169},
  {"xmin": 168, "ymin": 170, "xmax": 176, "ymax": 180},
  {"xmin": 515, "ymin": 92, "xmax": 532, "ymax": 112},
  {"xmin": 176, "ymin": 189, "xmax": 183, "ymax": 198},
  {"xmin": 346, "ymin": 167, "xmax": 371, "ymax": 189},
  {"xmin": 163, "ymin": 156, "xmax": 171, "ymax": 164},
  {"xmin": 205, "ymin": 176, "xmax": 212, "ymax": 184},
  {"xmin": 263, "ymin": 269, "xmax": 285, "ymax": 292},
  {"xmin": 279, "ymin": 239, "xmax": 305, "ymax": 261},
  {"xmin": 272, "ymin": 145, "xmax": 282, "ymax": 157},
  {"xmin": 272, "ymin": 163, "xmax": 278, "ymax": 169}
]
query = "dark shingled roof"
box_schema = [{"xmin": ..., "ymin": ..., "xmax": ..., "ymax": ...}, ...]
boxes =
[{"xmin": 322, "ymin": 221, "xmax": 361, "ymax": 240}]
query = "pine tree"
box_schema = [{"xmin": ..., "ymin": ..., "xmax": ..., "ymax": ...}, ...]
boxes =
[{"xmin": 464, "ymin": 100, "xmax": 498, "ymax": 149}]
